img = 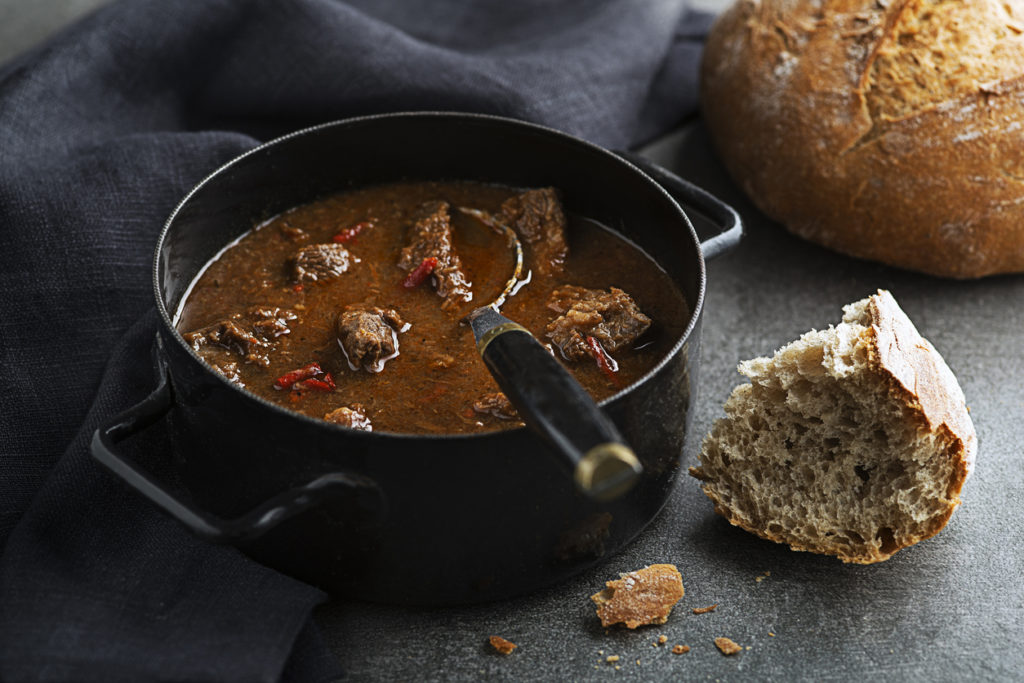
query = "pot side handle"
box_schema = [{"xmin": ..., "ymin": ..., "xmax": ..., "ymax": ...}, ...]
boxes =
[
  {"xmin": 90, "ymin": 358, "xmax": 384, "ymax": 543},
  {"xmin": 614, "ymin": 151, "xmax": 742, "ymax": 260}
]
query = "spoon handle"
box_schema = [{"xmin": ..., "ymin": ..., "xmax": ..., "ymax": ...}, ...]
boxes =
[{"xmin": 468, "ymin": 306, "xmax": 642, "ymax": 501}]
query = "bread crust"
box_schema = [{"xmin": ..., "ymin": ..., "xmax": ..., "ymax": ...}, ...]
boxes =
[
  {"xmin": 590, "ymin": 564, "xmax": 685, "ymax": 628},
  {"xmin": 692, "ymin": 291, "xmax": 976, "ymax": 563},
  {"xmin": 701, "ymin": 0, "xmax": 1024, "ymax": 278},
  {"xmin": 865, "ymin": 291, "xmax": 976, "ymax": 486}
]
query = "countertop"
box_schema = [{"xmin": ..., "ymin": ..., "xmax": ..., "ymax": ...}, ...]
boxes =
[
  {"xmin": 311, "ymin": 121, "xmax": 1024, "ymax": 682},
  {"xmin": 4, "ymin": 2, "xmax": 1021, "ymax": 681}
]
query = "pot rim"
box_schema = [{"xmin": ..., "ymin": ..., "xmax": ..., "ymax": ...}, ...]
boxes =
[{"xmin": 153, "ymin": 110, "xmax": 707, "ymax": 441}]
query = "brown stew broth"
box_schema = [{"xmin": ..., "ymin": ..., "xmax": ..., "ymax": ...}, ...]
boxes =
[{"xmin": 176, "ymin": 181, "xmax": 689, "ymax": 434}]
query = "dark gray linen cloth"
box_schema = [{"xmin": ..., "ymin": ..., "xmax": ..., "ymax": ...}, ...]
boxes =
[{"xmin": 0, "ymin": 0, "xmax": 711, "ymax": 680}]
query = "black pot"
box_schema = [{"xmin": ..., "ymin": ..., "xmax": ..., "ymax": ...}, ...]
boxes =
[{"xmin": 91, "ymin": 112, "xmax": 740, "ymax": 605}]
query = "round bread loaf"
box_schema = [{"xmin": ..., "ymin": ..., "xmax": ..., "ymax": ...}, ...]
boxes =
[{"xmin": 701, "ymin": 0, "xmax": 1024, "ymax": 278}]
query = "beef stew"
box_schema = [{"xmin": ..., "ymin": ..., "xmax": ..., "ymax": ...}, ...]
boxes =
[{"xmin": 175, "ymin": 181, "xmax": 688, "ymax": 434}]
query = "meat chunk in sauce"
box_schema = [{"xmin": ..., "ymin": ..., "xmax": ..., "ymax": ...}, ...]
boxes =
[
  {"xmin": 210, "ymin": 360, "xmax": 242, "ymax": 385},
  {"xmin": 279, "ymin": 222, "xmax": 308, "ymax": 242},
  {"xmin": 472, "ymin": 392, "xmax": 519, "ymax": 420},
  {"xmin": 397, "ymin": 201, "xmax": 472, "ymax": 308},
  {"xmin": 336, "ymin": 304, "xmax": 406, "ymax": 372},
  {"xmin": 293, "ymin": 243, "xmax": 352, "ymax": 283},
  {"xmin": 324, "ymin": 404, "xmax": 372, "ymax": 431},
  {"xmin": 500, "ymin": 188, "xmax": 568, "ymax": 275},
  {"xmin": 249, "ymin": 306, "xmax": 297, "ymax": 338},
  {"xmin": 545, "ymin": 285, "xmax": 651, "ymax": 361},
  {"xmin": 183, "ymin": 306, "xmax": 298, "ymax": 368}
]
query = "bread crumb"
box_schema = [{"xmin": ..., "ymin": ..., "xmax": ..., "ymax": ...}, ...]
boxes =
[
  {"xmin": 615, "ymin": 665, "xmax": 621, "ymax": 670},
  {"xmin": 768, "ymin": 632, "xmax": 775, "ymax": 637},
  {"xmin": 590, "ymin": 564, "xmax": 685, "ymax": 628},
  {"xmin": 598, "ymin": 650, "xmax": 603, "ymax": 655},
  {"xmin": 658, "ymin": 635, "xmax": 668, "ymax": 645},
  {"xmin": 606, "ymin": 655, "xmax": 620, "ymax": 663},
  {"xmin": 692, "ymin": 604, "xmax": 718, "ymax": 614},
  {"xmin": 715, "ymin": 637, "xmax": 742, "ymax": 655},
  {"xmin": 672, "ymin": 644, "xmax": 690, "ymax": 655},
  {"xmin": 488, "ymin": 636, "xmax": 517, "ymax": 655},
  {"xmin": 635, "ymin": 659, "xmax": 641, "ymax": 666},
  {"xmin": 745, "ymin": 646, "xmax": 752, "ymax": 650}
]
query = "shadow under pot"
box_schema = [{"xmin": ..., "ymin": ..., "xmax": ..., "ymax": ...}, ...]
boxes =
[{"xmin": 91, "ymin": 112, "xmax": 741, "ymax": 605}]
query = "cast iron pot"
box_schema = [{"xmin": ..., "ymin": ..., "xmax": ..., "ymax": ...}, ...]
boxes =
[{"xmin": 91, "ymin": 112, "xmax": 740, "ymax": 605}]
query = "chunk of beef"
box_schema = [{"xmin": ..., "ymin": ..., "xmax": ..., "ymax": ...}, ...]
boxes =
[
  {"xmin": 397, "ymin": 201, "xmax": 472, "ymax": 308},
  {"xmin": 183, "ymin": 306, "xmax": 298, "ymax": 367},
  {"xmin": 324, "ymin": 404, "xmax": 372, "ymax": 431},
  {"xmin": 545, "ymin": 285, "xmax": 651, "ymax": 361},
  {"xmin": 249, "ymin": 306, "xmax": 297, "ymax": 339},
  {"xmin": 500, "ymin": 187, "xmax": 568, "ymax": 275},
  {"xmin": 336, "ymin": 304, "xmax": 406, "ymax": 372},
  {"xmin": 279, "ymin": 222, "xmax": 308, "ymax": 242},
  {"xmin": 184, "ymin": 318, "xmax": 256, "ymax": 355},
  {"xmin": 293, "ymin": 243, "xmax": 352, "ymax": 283},
  {"xmin": 210, "ymin": 361, "xmax": 242, "ymax": 386},
  {"xmin": 472, "ymin": 392, "xmax": 519, "ymax": 420}
]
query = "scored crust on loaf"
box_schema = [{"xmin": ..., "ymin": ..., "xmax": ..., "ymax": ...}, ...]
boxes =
[
  {"xmin": 691, "ymin": 290, "xmax": 976, "ymax": 564},
  {"xmin": 701, "ymin": 0, "xmax": 1024, "ymax": 278}
]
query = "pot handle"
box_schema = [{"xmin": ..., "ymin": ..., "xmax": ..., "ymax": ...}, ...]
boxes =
[
  {"xmin": 90, "ymin": 355, "xmax": 384, "ymax": 543},
  {"xmin": 615, "ymin": 151, "xmax": 743, "ymax": 260}
]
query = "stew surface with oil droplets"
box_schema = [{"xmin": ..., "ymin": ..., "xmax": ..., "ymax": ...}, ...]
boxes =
[{"xmin": 175, "ymin": 181, "xmax": 689, "ymax": 434}]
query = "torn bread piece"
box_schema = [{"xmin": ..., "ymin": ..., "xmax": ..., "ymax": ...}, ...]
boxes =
[
  {"xmin": 715, "ymin": 637, "xmax": 742, "ymax": 655},
  {"xmin": 691, "ymin": 290, "xmax": 976, "ymax": 564},
  {"xmin": 488, "ymin": 636, "xmax": 517, "ymax": 655},
  {"xmin": 591, "ymin": 564, "xmax": 684, "ymax": 628}
]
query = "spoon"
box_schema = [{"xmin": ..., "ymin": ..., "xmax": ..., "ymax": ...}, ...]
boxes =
[{"xmin": 457, "ymin": 207, "xmax": 642, "ymax": 502}]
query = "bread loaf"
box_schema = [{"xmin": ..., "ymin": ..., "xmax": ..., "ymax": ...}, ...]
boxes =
[
  {"xmin": 701, "ymin": 0, "xmax": 1024, "ymax": 278},
  {"xmin": 690, "ymin": 290, "xmax": 976, "ymax": 564}
]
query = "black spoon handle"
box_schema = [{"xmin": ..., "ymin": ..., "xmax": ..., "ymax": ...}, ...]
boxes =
[{"xmin": 468, "ymin": 306, "xmax": 642, "ymax": 501}]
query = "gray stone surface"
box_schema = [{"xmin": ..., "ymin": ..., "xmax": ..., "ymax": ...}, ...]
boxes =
[{"xmin": 314, "ymin": 124, "xmax": 1024, "ymax": 681}]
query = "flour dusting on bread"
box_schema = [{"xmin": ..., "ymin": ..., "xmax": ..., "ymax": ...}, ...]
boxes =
[{"xmin": 702, "ymin": 0, "xmax": 1024, "ymax": 278}]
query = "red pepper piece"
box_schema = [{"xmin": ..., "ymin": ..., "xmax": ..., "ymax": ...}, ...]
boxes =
[
  {"xmin": 586, "ymin": 335, "xmax": 620, "ymax": 386},
  {"xmin": 274, "ymin": 362, "xmax": 323, "ymax": 390},
  {"xmin": 402, "ymin": 256, "xmax": 438, "ymax": 289},
  {"xmin": 296, "ymin": 378, "xmax": 333, "ymax": 392},
  {"xmin": 293, "ymin": 284, "xmax": 304, "ymax": 292},
  {"xmin": 321, "ymin": 372, "xmax": 336, "ymax": 390},
  {"xmin": 332, "ymin": 221, "xmax": 373, "ymax": 243}
]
